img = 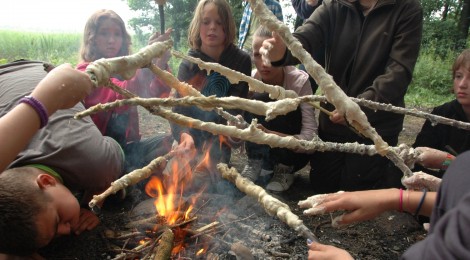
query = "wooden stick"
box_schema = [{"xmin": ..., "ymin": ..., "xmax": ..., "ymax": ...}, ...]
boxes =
[
  {"xmin": 153, "ymin": 228, "xmax": 174, "ymax": 260},
  {"xmin": 89, "ymin": 151, "xmax": 175, "ymax": 209},
  {"xmin": 218, "ymin": 163, "xmax": 319, "ymax": 243},
  {"xmin": 86, "ymin": 39, "xmax": 173, "ymax": 87}
]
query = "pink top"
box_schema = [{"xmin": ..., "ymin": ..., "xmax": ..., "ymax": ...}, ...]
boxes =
[
  {"xmin": 252, "ymin": 66, "xmax": 317, "ymax": 141},
  {"xmin": 77, "ymin": 62, "xmax": 171, "ymax": 143}
]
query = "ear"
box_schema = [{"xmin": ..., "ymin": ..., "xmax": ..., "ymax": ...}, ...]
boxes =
[{"xmin": 36, "ymin": 174, "xmax": 58, "ymax": 189}]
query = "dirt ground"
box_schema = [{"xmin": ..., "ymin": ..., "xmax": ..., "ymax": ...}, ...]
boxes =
[{"xmin": 39, "ymin": 109, "xmax": 429, "ymax": 259}]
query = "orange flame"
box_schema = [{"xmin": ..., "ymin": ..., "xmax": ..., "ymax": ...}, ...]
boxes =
[{"xmin": 196, "ymin": 248, "xmax": 205, "ymax": 256}]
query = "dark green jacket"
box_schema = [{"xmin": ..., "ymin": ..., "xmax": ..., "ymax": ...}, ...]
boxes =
[{"xmin": 284, "ymin": 0, "xmax": 423, "ymax": 140}]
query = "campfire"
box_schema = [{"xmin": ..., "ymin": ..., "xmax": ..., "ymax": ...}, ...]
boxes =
[
  {"xmin": 71, "ymin": 0, "xmax": 470, "ymax": 259},
  {"xmin": 101, "ymin": 155, "xmax": 302, "ymax": 259}
]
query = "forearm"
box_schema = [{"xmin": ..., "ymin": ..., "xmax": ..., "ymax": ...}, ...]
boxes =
[
  {"xmin": 401, "ymin": 189, "xmax": 436, "ymax": 217},
  {"xmin": 0, "ymin": 104, "xmax": 43, "ymax": 171}
]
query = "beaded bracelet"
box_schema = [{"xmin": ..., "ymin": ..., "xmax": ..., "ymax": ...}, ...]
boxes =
[
  {"xmin": 414, "ymin": 189, "xmax": 428, "ymax": 219},
  {"xmin": 18, "ymin": 96, "xmax": 49, "ymax": 128},
  {"xmin": 441, "ymin": 153, "xmax": 454, "ymax": 169}
]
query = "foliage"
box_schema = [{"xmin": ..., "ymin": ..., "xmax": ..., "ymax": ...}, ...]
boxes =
[
  {"xmin": 126, "ymin": 0, "xmax": 244, "ymax": 50},
  {"xmin": 420, "ymin": 0, "xmax": 470, "ymax": 53},
  {"xmin": 421, "ymin": 20, "xmax": 464, "ymax": 59},
  {"xmin": 407, "ymin": 48, "xmax": 455, "ymax": 107}
]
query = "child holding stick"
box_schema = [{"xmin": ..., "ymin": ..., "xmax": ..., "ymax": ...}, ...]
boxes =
[
  {"xmin": 0, "ymin": 61, "xmax": 122, "ymax": 258},
  {"xmin": 77, "ymin": 9, "xmax": 173, "ymax": 175},
  {"xmin": 170, "ymin": 0, "xmax": 251, "ymax": 189}
]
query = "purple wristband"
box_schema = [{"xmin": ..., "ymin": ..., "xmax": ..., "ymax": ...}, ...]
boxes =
[{"xmin": 18, "ymin": 96, "xmax": 49, "ymax": 128}]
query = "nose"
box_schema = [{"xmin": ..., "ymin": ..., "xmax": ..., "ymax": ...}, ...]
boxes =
[
  {"xmin": 57, "ymin": 222, "xmax": 72, "ymax": 236},
  {"xmin": 458, "ymin": 76, "xmax": 470, "ymax": 89},
  {"xmin": 107, "ymin": 35, "xmax": 116, "ymax": 43}
]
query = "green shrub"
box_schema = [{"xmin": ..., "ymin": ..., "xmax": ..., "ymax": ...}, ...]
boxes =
[{"xmin": 406, "ymin": 48, "xmax": 455, "ymax": 107}]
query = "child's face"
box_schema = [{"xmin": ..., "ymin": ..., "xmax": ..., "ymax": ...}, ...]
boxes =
[
  {"xmin": 95, "ymin": 18, "xmax": 123, "ymax": 58},
  {"xmin": 252, "ymin": 35, "xmax": 283, "ymax": 83},
  {"xmin": 35, "ymin": 182, "xmax": 80, "ymax": 248},
  {"xmin": 454, "ymin": 67, "xmax": 470, "ymax": 107},
  {"xmin": 200, "ymin": 3, "xmax": 225, "ymax": 50}
]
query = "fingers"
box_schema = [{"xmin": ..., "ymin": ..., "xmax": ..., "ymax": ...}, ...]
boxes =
[
  {"xmin": 148, "ymin": 28, "xmax": 173, "ymax": 45},
  {"xmin": 298, "ymin": 191, "xmax": 345, "ymax": 216},
  {"xmin": 308, "ymin": 242, "xmax": 354, "ymax": 260},
  {"xmin": 74, "ymin": 209, "xmax": 100, "ymax": 235}
]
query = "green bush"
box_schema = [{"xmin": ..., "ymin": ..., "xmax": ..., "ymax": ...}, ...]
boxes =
[{"xmin": 406, "ymin": 48, "xmax": 455, "ymax": 107}]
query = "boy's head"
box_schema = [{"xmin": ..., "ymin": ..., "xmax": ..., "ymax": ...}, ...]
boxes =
[
  {"xmin": 0, "ymin": 167, "xmax": 80, "ymax": 255},
  {"xmin": 452, "ymin": 49, "xmax": 470, "ymax": 107},
  {"xmin": 252, "ymin": 26, "xmax": 283, "ymax": 83},
  {"xmin": 452, "ymin": 49, "xmax": 470, "ymax": 78},
  {"xmin": 188, "ymin": 0, "xmax": 236, "ymax": 50}
]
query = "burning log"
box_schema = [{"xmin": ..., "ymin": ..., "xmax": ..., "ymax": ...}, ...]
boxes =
[
  {"xmin": 153, "ymin": 228, "xmax": 174, "ymax": 260},
  {"xmin": 218, "ymin": 163, "xmax": 319, "ymax": 243},
  {"xmin": 89, "ymin": 151, "xmax": 175, "ymax": 209}
]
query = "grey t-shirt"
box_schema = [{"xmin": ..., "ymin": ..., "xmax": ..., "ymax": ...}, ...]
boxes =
[{"xmin": 0, "ymin": 61, "xmax": 124, "ymax": 193}]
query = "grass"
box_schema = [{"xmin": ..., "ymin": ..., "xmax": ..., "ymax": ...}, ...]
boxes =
[{"xmin": 0, "ymin": 30, "xmax": 456, "ymax": 108}]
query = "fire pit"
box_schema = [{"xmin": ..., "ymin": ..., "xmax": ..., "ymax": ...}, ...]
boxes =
[{"xmin": 39, "ymin": 166, "xmax": 427, "ymax": 260}]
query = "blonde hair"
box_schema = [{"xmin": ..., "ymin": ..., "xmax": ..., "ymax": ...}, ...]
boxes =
[
  {"xmin": 187, "ymin": 0, "xmax": 236, "ymax": 50},
  {"xmin": 79, "ymin": 9, "xmax": 132, "ymax": 62},
  {"xmin": 452, "ymin": 49, "xmax": 470, "ymax": 79}
]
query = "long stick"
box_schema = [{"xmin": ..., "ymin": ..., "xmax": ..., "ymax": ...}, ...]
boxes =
[
  {"xmin": 217, "ymin": 163, "xmax": 319, "ymax": 242},
  {"xmin": 89, "ymin": 151, "xmax": 175, "ymax": 209}
]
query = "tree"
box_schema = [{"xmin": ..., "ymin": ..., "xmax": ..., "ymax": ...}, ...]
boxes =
[
  {"xmin": 125, "ymin": 0, "xmax": 244, "ymax": 49},
  {"xmin": 421, "ymin": 0, "xmax": 469, "ymax": 55}
]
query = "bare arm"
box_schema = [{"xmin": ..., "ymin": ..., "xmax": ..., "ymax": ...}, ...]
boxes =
[
  {"xmin": 299, "ymin": 188, "xmax": 436, "ymax": 226},
  {"xmin": 0, "ymin": 64, "xmax": 93, "ymax": 171}
]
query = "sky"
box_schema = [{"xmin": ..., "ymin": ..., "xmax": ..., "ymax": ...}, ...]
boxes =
[
  {"xmin": 0, "ymin": 0, "xmax": 136, "ymax": 33},
  {"xmin": 0, "ymin": 0, "xmax": 295, "ymax": 33}
]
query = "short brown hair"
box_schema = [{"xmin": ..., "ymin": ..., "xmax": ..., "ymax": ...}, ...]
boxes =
[
  {"xmin": 452, "ymin": 49, "xmax": 470, "ymax": 79},
  {"xmin": 187, "ymin": 0, "xmax": 236, "ymax": 50},
  {"xmin": 79, "ymin": 9, "xmax": 132, "ymax": 62},
  {"xmin": 0, "ymin": 167, "xmax": 51, "ymax": 255}
]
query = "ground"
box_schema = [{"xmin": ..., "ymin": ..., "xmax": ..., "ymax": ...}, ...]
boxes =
[{"xmin": 40, "ymin": 109, "xmax": 428, "ymax": 259}]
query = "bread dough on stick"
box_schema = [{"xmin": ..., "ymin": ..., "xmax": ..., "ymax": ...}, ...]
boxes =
[
  {"xmin": 172, "ymin": 50, "xmax": 298, "ymax": 100},
  {"xmin": 86, "ymin": 39, "xmax": 173, "ymax": 87},
  {"xmin": 218, "ymin": 163, "xmax": 319, "ymax": 242}
]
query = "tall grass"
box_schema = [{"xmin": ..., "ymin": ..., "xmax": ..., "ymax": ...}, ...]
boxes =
[
  {"xmin": 0, "ymin": 30, "xmax": 183, "ymax": 72},
  {"xmin": 0, "ymin": 30, "xmax": 81, "ymax": 65}
]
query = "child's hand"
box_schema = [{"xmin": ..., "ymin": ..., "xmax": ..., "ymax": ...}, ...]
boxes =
[
  {"xmin": 415, "ymin": 147, "xmax": 454, "ymax": 170},
  {"xmin": 148, "ymin": 28, "xmax": 173, "ymax": 45},
  {"xmin": 73, "ymin": 208, "xmax": 100, "ymax": 235},
  {"xmin": 307, "ymin": 241, "xmax": 354, "ymax": 260},
  {"xmin": 328, "ymin": 110, "xmax": 347, "ymax": 125},
  {"xmin": 175, "ymin": 133, "xmax": 197, "ymax": 158},
  {"xmin": 31, "ymin": 64, "xmax": 93, "ymax": 114},
  {"xmin": 298, "ymin": 189, "xmax": 395, "ymax": 227},
  {"xmin": 402, "ymin": 171, "xmax": 441, "ymax": 191},
  {"xmin": 260, "ymin": 32, "xmax": 286, "ymax": 65}
]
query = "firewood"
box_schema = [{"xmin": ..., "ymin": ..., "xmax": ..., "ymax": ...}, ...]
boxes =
[
  {"xmin": 229, "ymin": 242, "xmax": 255, "ymax": 260},
  {"xmin": 153, "ymin": 228, "xmax": 174, "ymax": 260}
]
